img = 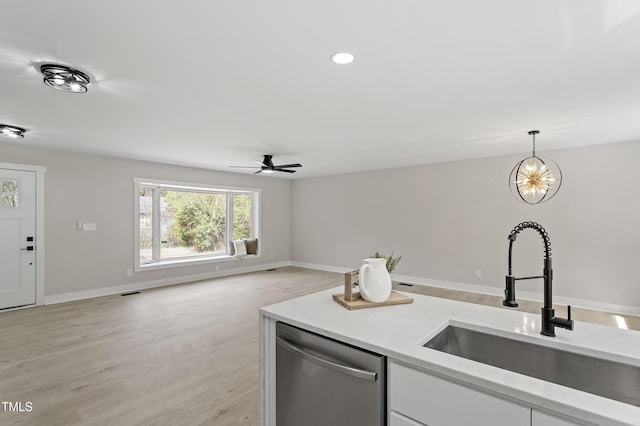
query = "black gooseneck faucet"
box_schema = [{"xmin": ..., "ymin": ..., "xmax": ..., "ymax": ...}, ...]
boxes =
[{"xmin": 503, "ymin": 221, "xmax": 574, "ymax": 337}]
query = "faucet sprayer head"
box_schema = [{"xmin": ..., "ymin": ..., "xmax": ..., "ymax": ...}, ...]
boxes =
[{"xmin": 508, "ymin": 221, "xmax": 552, "ymax": 259}]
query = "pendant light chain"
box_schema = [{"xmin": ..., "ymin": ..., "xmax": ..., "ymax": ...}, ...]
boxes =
[
  {"xmin": 532, "ymin": 132, "xmax": 536, "ymax": 157},
  {"xmin": 528, "ymin": 130, "xmax": 539, "ymax": 158}
]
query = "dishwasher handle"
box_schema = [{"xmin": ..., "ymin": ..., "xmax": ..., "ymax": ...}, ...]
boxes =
[{"xmin": 276, "ymin": 336, "xmax": 378, "ymax": 382}]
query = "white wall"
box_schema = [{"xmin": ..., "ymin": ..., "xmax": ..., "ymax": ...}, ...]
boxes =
[
  {"xmin": 291, "ymin": 140, "xmax": 640, "ymax": 310},
  {"xmin": 0, "ymin": 144, "xmax": 291, "ymax": 298},
  {"xmin": 2, "ymin": 140, "xmax": 639, "ymax": 311}
]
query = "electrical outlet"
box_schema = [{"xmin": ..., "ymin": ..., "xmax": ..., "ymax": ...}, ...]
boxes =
[
  {"xmin": 475, "ymin": 269, "xmax": 482, "ymax": 278},
  {"xmin": 126, "ymin": 268, "xmax": 133, "ymax": 277}
]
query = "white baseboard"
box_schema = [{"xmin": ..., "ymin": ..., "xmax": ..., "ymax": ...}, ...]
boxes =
[
  {"xmin": 289, "ymin": 262, "xmax": 640, "ymax": 317},
  {"xmin": 391, "ymin": 273, "xmax": 504, "ymax": 297},
  {"xmin": 44, "ymin": 261, "xmax": 292, "ymax": 305},
  {"xmin": 390, "ymin": 273, "xmax": 640, "ymax": 317},
  {"xmin": 44, "ymin": 259, "xmax": 640, "ymax": 317}
]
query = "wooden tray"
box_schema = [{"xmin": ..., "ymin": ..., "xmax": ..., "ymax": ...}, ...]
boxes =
[{"xmin": 332, "ymin": 291, "xmax": 413, "ymax": 310}]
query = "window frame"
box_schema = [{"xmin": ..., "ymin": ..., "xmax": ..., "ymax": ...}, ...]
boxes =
[
  {"xmin": 134, "ymin": 177, "xmax": 261, "ymax": 272},
  {"xmin": 1, "ymin": 178, "xmax": 21, "ymax": 208}
]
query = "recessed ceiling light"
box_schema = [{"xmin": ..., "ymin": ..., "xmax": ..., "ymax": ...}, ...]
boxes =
[
  {"xmin": 331, "ymin": 52, "xmax": 355, "ymax": 65},
  {"xmin": 40, "ymin": 63, "xmax": 90, "ymax": 93},
  {"xmin": 0, "ymin": 124, "xmax": 26, "ymax": 139}
]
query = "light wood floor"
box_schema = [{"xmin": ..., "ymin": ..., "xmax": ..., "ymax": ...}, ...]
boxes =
[
  {"xmin": 0, "ymin": 267, "xmax": 339, "ymax": 426},
  {"xmin": 1, "ymin": 267, "xmax": 638, "ymax": 425}
]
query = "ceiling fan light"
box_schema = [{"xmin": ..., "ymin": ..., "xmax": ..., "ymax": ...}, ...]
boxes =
[{"xmin": 262, "ymin": 169, "xmax": 274, "ymax": 174}]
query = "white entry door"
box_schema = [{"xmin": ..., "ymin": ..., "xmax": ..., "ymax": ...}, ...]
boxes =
[{"xmin": 0, "ymin": 169, "xmax": 36, "ymax": 309}]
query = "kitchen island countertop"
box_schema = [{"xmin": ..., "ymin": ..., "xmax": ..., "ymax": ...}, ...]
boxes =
[{"xmin": 260, "ymin": 287, "xmax": 640, "ymax": 426}]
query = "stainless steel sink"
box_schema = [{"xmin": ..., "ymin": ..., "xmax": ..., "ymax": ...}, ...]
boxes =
[{"xmin": 423, "ymin": 325, "xmax": 640, "ymax": 407}]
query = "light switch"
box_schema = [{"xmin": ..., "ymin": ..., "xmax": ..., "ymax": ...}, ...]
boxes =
[{"xmin": 77, "ymin": 221, "xmax": 97, "ymax": 231}]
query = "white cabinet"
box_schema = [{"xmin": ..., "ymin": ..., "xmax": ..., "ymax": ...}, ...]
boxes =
[
  {"xmin": 389, "ymin": 361, "xmax": 530, "ymax": 426},
  {"xmin": 532, "ymin": 409, "xmax": 591, "ymax": 426}
]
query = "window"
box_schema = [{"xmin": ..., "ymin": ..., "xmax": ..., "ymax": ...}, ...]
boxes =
[
  {"xmin": 1, "ymin": 179, "xmax": 20, "ymax": 208},
  {"xmin": 135, "ymin": 178, "xmax": 260, "ymax": 270}
]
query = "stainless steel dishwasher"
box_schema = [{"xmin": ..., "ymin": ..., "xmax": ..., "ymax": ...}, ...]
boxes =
[{"xmin": 276, "ymin": 322, "xmax": 386, "ymax": 426}]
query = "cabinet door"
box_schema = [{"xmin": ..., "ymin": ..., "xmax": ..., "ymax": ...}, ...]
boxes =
[
  {"xmin": 390, "ymin": 411, "xmax": 425, "ymax": 426},
  {"xmin": 390, "ymin": 362, "xmax": 530, "ymax": 426},
  {"xmin": 532, "ymin": 409, "xmax": 591, "ymax": 426}
]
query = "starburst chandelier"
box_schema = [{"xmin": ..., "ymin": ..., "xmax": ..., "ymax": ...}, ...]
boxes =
[{"xmin": 509, "ymin": 130, "xmax": 562, "ymax": 204}]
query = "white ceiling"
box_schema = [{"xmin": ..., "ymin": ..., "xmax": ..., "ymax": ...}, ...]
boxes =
[{"xmin": 2, "ymin": 1, "xmax": 640, "ymax": 178}]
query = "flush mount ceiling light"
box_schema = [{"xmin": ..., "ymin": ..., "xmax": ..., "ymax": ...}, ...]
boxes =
[
  {"xmin": 509, "ymin": 130, "xmax": 562, "ymax": 204},
  {"xmin": 40, "ymin": 64, "xmax": 90, "ymax": 93},
  {"xmin": 0, "ymin": 124, "xmax": 26, "ymax": 139},
  {"xmin": 330, "ymin": 52, "xmax": 354, "ymax": 65}
]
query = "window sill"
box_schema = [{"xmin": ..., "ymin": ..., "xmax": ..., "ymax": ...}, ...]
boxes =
[{"xmin": 136, "ymin": 253, "xmax": 260, "ymax": 272}]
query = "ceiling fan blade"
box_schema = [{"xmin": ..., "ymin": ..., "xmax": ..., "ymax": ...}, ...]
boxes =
[
  {"xmin": 230, "ymin": 155, "xmax": 300, "ymax": 174},
  {"xmin": 274, "ymin": 163, "xmax": 302, "ymax": 168}
]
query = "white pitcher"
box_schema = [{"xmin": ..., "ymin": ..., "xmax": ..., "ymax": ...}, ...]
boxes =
[{"xmin": 358, "ymin": 258, "xmax": 392, "ymax": 303}]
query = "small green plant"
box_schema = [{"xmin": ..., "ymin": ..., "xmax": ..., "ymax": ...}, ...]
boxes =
[{"xmin": 370, "ymin": 252, "xmax": 402, "ymax": 273}]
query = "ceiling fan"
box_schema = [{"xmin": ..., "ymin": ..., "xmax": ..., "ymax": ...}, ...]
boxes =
[{"xmin": 229, "ymin": 155, "xmax": 302, "ymax": 174}]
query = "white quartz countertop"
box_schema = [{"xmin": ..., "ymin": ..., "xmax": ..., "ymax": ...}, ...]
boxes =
[{"xmin": 260, "ymin": 287, "xmax": 640, "ymax": 426}]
